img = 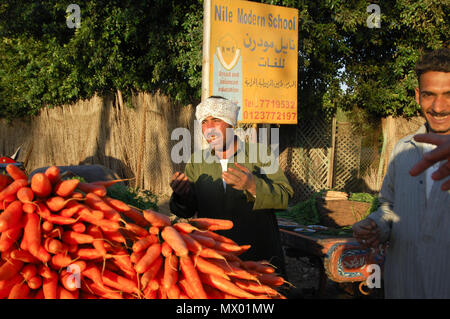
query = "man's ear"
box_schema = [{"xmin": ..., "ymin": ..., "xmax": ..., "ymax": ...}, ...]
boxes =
[{"xmin": 415, "ymin": 87, "xmax": 421, "ymax": 105}]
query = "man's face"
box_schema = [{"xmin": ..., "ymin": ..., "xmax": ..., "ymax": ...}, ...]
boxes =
[
  {"xmin": 201, "ymin": 116, "xmax": 233, "ymax": 150},
  {"xmin": 415, "ymin": 71, "xmax": 450, "ymax": 135}
]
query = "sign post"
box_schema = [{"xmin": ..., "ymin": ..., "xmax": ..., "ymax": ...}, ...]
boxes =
[{"xmin": 203, "ymin": 0, "xmax": 298, "ymax": 125}]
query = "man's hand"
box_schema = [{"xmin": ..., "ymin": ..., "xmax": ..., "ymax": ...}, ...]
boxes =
[
  {"xmin": 170, "ymin": 172, "xmax": 192, "ymax": 198},
  {"xmin": 410, "ymin": 133, "xmax": 450, "ymax": 191},
  {"xmin": 222, "ymin": 163, "xmax": 257, "ymax": 196},
  {"xmin": 352, "ymin": 218, "xmax": 381, "ymax": 248}
]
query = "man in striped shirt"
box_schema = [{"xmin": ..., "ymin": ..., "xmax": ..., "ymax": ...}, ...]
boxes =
[{"xmin": 353, "ymin": 48, "xmax": 450, "ymax": 298}]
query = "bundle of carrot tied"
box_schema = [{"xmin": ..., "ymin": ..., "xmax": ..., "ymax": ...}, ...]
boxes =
[{"xmin": 0, "ymin": 164, "xmax": 287, "ymax": 299}]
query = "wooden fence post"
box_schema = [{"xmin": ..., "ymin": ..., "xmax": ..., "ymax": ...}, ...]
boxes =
[{"xmin": 327, "ymin": 116, "xmax": 337, "ymax": 189}]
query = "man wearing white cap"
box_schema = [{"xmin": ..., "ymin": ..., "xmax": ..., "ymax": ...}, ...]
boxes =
[{"xmin": 169, "ymin": 96, "xmax": 294, "ymax": 274}]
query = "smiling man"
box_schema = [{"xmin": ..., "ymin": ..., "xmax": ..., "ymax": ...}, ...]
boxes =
[
  {"xmin": 352, "ymin": 48, "xmax": 450, "ymax": 298},
  {"xmin": 169, "ymin": 96, "xmax": 293, "ymax": 275}
]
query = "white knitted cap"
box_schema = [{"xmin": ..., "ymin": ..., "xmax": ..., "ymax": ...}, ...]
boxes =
[{"xmin": 195, "ymin": 97, "xmax": 239, "ymax": 127}]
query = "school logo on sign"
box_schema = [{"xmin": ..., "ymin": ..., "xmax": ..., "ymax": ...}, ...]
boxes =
[{"xmin": 216, "ymin": 35, "xmax": 241, "ymax": 70}]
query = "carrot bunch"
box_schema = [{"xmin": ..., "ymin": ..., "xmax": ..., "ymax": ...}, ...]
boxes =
[
  {"xmin": 0, "ymin": 165, "xmax": 141, "ymax": 299},
  {"xmin": 130, "ymin": 211, "xmax": 288, "ymax": 299},
  {"xmin": 0, "ymin": 164, "xmax": 288, "ymax": 299}
]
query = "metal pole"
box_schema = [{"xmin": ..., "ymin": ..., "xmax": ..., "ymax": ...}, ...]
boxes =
[{"xmin": 201, "ymin": 0, "xmax": 211, "ymax": 102}]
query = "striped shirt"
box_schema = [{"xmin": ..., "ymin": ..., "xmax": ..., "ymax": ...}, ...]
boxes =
[{"xmin": 369, "ymin": 126, "xmax": 450, "ymax": 298}]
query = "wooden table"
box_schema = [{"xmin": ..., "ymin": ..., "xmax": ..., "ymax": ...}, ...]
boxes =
[{"xmin": 279, "ymin": 228, "xmax": 385, "ymax": 295}]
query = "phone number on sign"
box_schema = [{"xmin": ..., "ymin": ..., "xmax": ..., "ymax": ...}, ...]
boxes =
[
  {"xmin": 243, "ymin": 110, "xmax": 297, "ymax": 121},
  {"xmin": 245, "ymin": 99, "xmax": 296, "ymax": 109}
]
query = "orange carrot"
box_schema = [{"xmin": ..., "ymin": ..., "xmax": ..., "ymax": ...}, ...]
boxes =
[
  {"xmin": 44, "ymin": 165, "xmax": 61, "ymax": 185},
  {"xmin": 44, "ymin": 214, "xmax": 77, "ymax": 225},
  {"xmin": 46, "ymin": 196, "xmax": 77, "ymax": 212},
  {"xmin": 53, "ymin": 179, "xmax": 80, "ymax": 197},
  {"xmin": 60, "ymin": 201, "xmax": 84, "ymax": 218},
  {"xmin": 30, "ymin": 173, "xmax": 52, "ymax": 198},
  {"xmin": 31, "ymin": 246, "xmax": 51, "ymax": 263},
  {"xmin": 203, "ymin": 284, "xmax": 225, "ymax": 299},
  {"xmin": 242, "ymin": 260, "xmax": 276, "ymax": 274},
  {"xmin": 91, "ymin": 178, "xmax": 132, "ymax": 188},
  {"xmin": 149, "ymin": 226, "xmax": 160, "ymax": 235},
  {"xmin": 0, "ymin": 200, "xmax": 23, "ymax": 232},
  {"xmin": 10, "ymin": 249, "xmax": 40, "ymax": 263},
  {"xmin": 173, "ymin": 222, "xmax": 199, "ymax": 234},
  {"xmin": 124, "ymin": 222, "xmax": 149, "ymax": 238},
  {"xmin": 163, "ymin": 252, "xmax": 178, "ymax": 290},
  {"xmin": 16, "ymin": 187, "xmax": 34, "ymax": 203},
  {"xmin": 8, "ymin": 281, "xmax": 30, "ymax": 299},
  {"xmin": 71, "ymin": 222, "xmax": 86, "ymax": 233},
  {"xmin": 20, "ymin": 264, "xmax": 37, "ymax": 281},
  {"xmin": 256, "ymin": 273, "xmax": 286, "ymax": 287},
  {"xmin": 179, "ymin": 232, "xmax": 203, "ymax": 255},
  {"xmin": 190, "ymin": 218, "xmax": 233, "ymax": 231},
  {"xmin": 43, "ymin": 237, "xmax": 65, "ymax": 254},
  {"xmin": 103, "ymin": 196, "xmax": 131, "ymax": 212},
  {"xmin": 57, "ymin": 285, "xmax": 78, "ymax": 299},
  {"xmin": 132, "ymin": 235, "xmax": 156, "ymax": 253},
  {"xmin": 135, "ymin": 242, "xmax": 161, "ymax": 274},
  {"xmin": 167, "ymin": 284, "xmax": 181, "ymax": 299},
  {"xmin": 161, "ymin": 241, "xmax": 173, "ymax": 257},
  {"xmin": 0, "ymin": 225, "xmax": 23, "ymax": 252},
  {"xmin": 102, "ymin": 229, "xmax": 126, "ymax": 244},
  {"xmin": 86, "ymin": 225, "xmax": 107, "ymax": 256},
  {"xmin": 199, "ymin": 272, "xmax": 255, "ymax": 298},
  {"xmin": 130, "ymin": 249, "xmax": 146, "ymax": 264},
  {"xmin": 23, "ymin": 202, "xmax": 36, "ymax": 214},
  {"xmin": 23, "ymin": 212, "xmax": 40, "ymax": 256},
  {"xmin": 179, "ymin": 256, "xmax": 207, "ymax": 299},
  {"xmin": 120, "ymin": 207, "xmax": 150, "ymax": 228},
  {"xmin": 0, "ymin": 178, "xmax": 28, "ymax": 201},
  {"xmin": 35, "ymin": 201, "xmax": 51, "ymax": 219},
  {"xmin": 140, "ymin": 256, "xmax": 163, "ymax": 289},
  {"xmin": 161, "ymin": 226, "xmax": 189, "ymax": 257},
  {"xmin": 102, "ymin": 269, "xmax": 140, "ymax": 295},
  {"xmin": 42, "ymin": 271, "xmax": 58, "ymax": 299},
  {"xmin": 143, "ymin": 209, "xmax": 171, "ymax": 227},
  {"xmin": 84, "ymin": 192, "xmax": 121, "ymax": 221},
  {"xmin": 42, "ymin": 220, "xmax": 53, "ymax": 232},
  {"xmin": 62, "ymin": 231, "xmax": 94, "ymax": 245},
  {"xmin": 209, "ymin": 259, "xmax": 258, "ymax": 281},
  {"xmin": 233, "ymin": 278, "xmax": 279, "ymax": 296},
  {"xmin": 193, "ymin": 256, "xmax": 230, "ymax": 280},
  {"xmin": 0, "ymin": 258, "xmax": 23, "ymax": 281},
  {"xmin": 82, "ymin": 279, "xmax": 123, "ymax": 299},
  {"xmin": 5, "ymin": 164, "xmax": 27, "ymax": 181},
  {"xmin": 0, "ymin": 273, "xmax": 22, "ymax": 299},
  {"xmin": 199, "ymin": 230, "xmax": 237, "ymax": 245},
  {"xmin": 190, "ymin": 232, "xmax": 216, "ymax": 248},
  {"xmin": 50, "ymin": 253, "xmax": 72, "ymax": 269},
  {"xmin": 27, "ymin": 275, "xmax": 42, "ymax": 290},
  {"xmin": 75, "ymin": 248, "xmax": 104, "ymax": 260},
  {"xmin": 77, "ymin": 182, "xmax": 107, "ymax": 197},
  {"xmin": 213, "ymin": 240, "xmax": 243, "ymax": 253},
  {"xmin": 177, "ymin": 275, "xmax": 196, "ymax": 299}
]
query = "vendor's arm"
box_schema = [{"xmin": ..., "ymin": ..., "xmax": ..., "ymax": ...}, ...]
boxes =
[
  {"xmin": 223, "ymin": 161, "xmax": 293, "ymax": 211},
  {"xmin": 169, "ymin": 166, "xmax": 197, "ymax": 218},
  {"xmin": 363, "ymin": 147, "xmax": 400, "ymax": 243}
]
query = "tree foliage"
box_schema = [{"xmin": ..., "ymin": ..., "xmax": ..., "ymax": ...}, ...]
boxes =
[{"xmin": 0, "ymin": 0, "xmax": 448, "ymax": 121}]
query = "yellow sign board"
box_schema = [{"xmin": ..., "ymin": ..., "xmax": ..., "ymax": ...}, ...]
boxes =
[{"xmin": 208, "ymin": 0, "xmax": 298, "ymax": 124}]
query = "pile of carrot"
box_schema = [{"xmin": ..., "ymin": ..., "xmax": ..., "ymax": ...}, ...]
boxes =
[{"xmin": 0, "ymin": 164, "xmax": 287, "ymax": 299}]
